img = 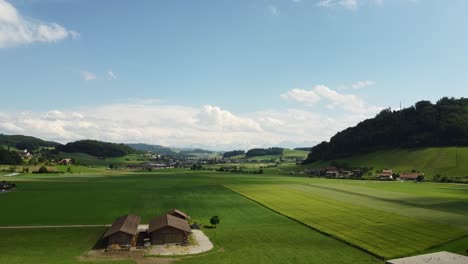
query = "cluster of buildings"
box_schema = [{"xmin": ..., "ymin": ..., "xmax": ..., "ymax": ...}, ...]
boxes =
[
  {"xmin": 378, "ymin": 169, "xmax": 426, "ymax": 181},
  {"xmin": 103, "ymin": 209, "xmax": 192, "ymax": 250},
  {"xmin": 127, "ymin": 163, "xmax": 176, "ymax": 170},
  {"xmin": 0, "ymin": 181, "xmax": 16, "ymax": 192},
  {"xmin": 19, "ymin": 149, "xmax": 33, "ymax": 159}
]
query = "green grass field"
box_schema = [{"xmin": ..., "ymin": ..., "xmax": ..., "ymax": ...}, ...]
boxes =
[
  {"xmin": 225, "ymin": 179, "xmax": 468, "ymax": 259},
  {"xmin": 305, "ymin": 147, "xmax": 468, "ymax": 181},
  {"xmin": 0, "ymin": 172, "xmax": 380, "ymax": 264},
  {"xmin": 1, "ymin": 170, "xmax": 467, "ymax": 263}
]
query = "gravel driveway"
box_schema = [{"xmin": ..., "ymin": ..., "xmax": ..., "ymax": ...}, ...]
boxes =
[{"xmin": 149, "ymin": 230, "xmax": 214, "ymax": 256}]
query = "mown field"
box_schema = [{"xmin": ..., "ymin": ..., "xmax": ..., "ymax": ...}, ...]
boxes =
[
  {"xmin": 0, "ymin": 171, "xmax": 380, "ymax": 264},
  {"xmin": 225, "ymin": 179, "xmax": 468, "ymax": 259},
  {"xmin": 305, "ymin": 147, "xmax": 468, "ymax": 181}
]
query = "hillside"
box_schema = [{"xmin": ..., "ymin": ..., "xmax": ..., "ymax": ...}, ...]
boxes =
[
  {"xmin": 56, "ymin": 140, "xmax": 135, "ymax": 158},
  {"xmin": 127, "ymin": 143, "xmax": 219, "ymax": 158},
  {"xmin": 305, "ymin": 97, "xmax": 468, "ymax": 163},
  {"xmin": 0, "ymin": 134, "xmax": 59, "ymax": 151},
  {"xmin": 304, "ymin": 147, "xmax": 468, "ymax": 182},
  {"xmin": 223, "ymin": 148, "xmax": 309, "ymax": 161},
  {"xmin": 126, "ymin": 143, "xmax": 179, "ymax": 156}
]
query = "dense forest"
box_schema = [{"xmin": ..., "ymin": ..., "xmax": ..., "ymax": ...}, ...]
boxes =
[
  {"xmin": 304, "ymin": 97, "xmax": 468, "ymax": 163},
  {"xmin": 223, "ymin": 150, "xmax": 245, "ymax": 158},
  {"xmin": 0, "ymin": 146, "xmax": 22, "ymax": 165},
  {"xmin": 246, "ymin": 147, "xmax": 284, "ymax": 158},
  {"xmin": 0, "ymin": 134, "xmax": 59, "ymax": 151},
  {"xmin": 57, "ymin": 140, "xmax": 136, "ymax": 157}
]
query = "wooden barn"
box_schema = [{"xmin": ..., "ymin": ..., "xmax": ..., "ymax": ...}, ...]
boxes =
[
  {"xmin": 167, "ymin": 209, "xmax": 190, "ymax": 220},
  {"xmin": 103, "ymin": 214, "xmax": 141, "ymax": 248},
  {"xmin": 148, "ymin": 214, "xmax": 191, "ymax": 245}
]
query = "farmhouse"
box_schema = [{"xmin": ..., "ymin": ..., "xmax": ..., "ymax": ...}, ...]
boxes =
[
  {"xmin": 168, "ymin": 209, "xmax": 190, "ymax": 220},
  {"xmin": 386, "ymin": 251, "xmax": 468, "ymax": 264},
  {"xmin": 399, "ymin": 172, "xmax": 425, "ymax": 181},
  {"xmin": 0, "ymin": 181, "xmax": 16, "ymax": 191},
  {"xmin": 379, "ymin": 169, "xmax": 394, "ymax": 180},
  {"xmin": 103, "ymin": 214, "xmax": 141, "ymax": 248},
  {"xmin": 148, "ymin": 214, "xmax": 191, "ymax": 245},
  {"xmin": 325, "ymin": 166, "xmax": 340, "ymax": 178},
  {"xmin": 19, "ymin": 149, "xmax": 33, "ymax": 159},
  {"xmin": 58, "ymin": 158, "xmax": 72, "ymax": 165}
]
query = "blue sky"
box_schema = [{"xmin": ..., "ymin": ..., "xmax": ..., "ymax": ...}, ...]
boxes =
[{"xmin": 1, "ymin": 0, "xmax": 467, "ymax": 149}]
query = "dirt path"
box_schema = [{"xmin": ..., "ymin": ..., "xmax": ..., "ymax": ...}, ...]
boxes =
[{"xmin": 0, "ymin": 224, "xmax": 110, "ymax": 229}]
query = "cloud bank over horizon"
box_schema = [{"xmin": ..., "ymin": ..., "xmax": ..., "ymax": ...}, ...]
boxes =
[{"xmin": 0, "ymin": 86, "xmax": 383, "ymax": 150}]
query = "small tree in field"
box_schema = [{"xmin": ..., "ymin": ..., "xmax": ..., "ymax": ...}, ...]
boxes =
[{"xmin": 210, "ymin": 216, "xmax": 220, "ymax": 228}]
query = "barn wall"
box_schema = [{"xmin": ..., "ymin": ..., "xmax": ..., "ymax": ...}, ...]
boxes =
[
  {"xmin": 108, "ymin": 232, "xmax": 133, "ymax": 246},
  {"xmin": 150, "ymin": 226, "xmax": 185, "ymax": 245}
]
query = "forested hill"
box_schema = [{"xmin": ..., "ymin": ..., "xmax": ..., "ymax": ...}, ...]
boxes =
[
  {"xmin": 0, "ymin": 134, "xmax": 59, "ymax": 150},
  {"xmin": 57, "ymin": 140, "xmax": 136, "ymax": 157},
  {"xmin": 304, "ymin": 97, "xmax": 468, "ymax": 163}
]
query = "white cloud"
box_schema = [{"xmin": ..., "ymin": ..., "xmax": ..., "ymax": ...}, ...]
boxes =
[
  {"xmin": 107, "ymin": 70, "xmax": 117, "ymax": 80},
  {"xmin": 81, "ymin": 70, "xmax": 96, "ymax": 81},
  {"xmin": 281, "ymin": 85, "xmax": 383, "ymax": 114},
  {"xmin": 281, "ymin": 88, "xmax": 321, "ymax": 104},
  {"xmin": 351, "ymin": 80, "xmax": 375, "ymax": 89},
  {"xmin": 0, "ymin": 97, "xmax": 382, "ymax": 150},
  {"xmin": 0, "ymin": 0, "xmax": 78, "ymax": 48},
  {"xmin": 318, "ymin": 0, "xmax": 358, "ymax": 9},
  {"xmin": 268, "ymin": 5, "xmax": 279, "ymax": 16}
]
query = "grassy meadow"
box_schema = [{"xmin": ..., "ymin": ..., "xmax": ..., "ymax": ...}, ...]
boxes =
[
  {"xmin": 305, "ymin": 147, "xmax": 468, "ymax": 181},
  {"xmin": 0, "ymin": 171, "xmax": 379, "ymax": 264},
  {"xmin": 0, "ymin": 170, "xmax": 467, "ymax": 263}
]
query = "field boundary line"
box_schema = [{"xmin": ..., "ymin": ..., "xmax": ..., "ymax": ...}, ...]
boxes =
[
  {"xmin": 0, "ymin": 224, "xmax": 110, "ymax": 229},
  {"xmin": 221, "ymin": 185, "xmax": 385, "ymax": 260}
]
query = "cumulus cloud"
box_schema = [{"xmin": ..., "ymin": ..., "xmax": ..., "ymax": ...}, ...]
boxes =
[
  {"xmin": 281, "ymin": 88, "xmax": 321, "ymax": 104},
  {"xmin": 0, "ymin": 98, "xmax": 382, "ymax": 150},
  {"xmin": 351, "ymin": 80, "xmax": 375, "ymax": 89},
  {"xmin": 81, "ymin": 70, "xmax": 96, "ymax": 81},
  {"xmin": 318, "ymin": 0, "xmax": 358, "ymax": 9},
  {"xmin": 317, "ymin": 0, "xmax": 384, "ymax": 9},
  {"xmin": 107, "ymin": 70, "xmax": 117, "ymax": 80},
  {"xmin": 268, "ymin": 5, "xmax": 279, "ymax": 16},
  {"xmin": 281, "ymin": 85, "xmax": 383, "ymax": 114},
  {"xmin": 0, "ymin": 0, "xmax": 78, "ymax": 48}
]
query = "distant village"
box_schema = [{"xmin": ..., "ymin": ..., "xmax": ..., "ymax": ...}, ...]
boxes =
[{"xmin": 298, "ymin": 166, "xmax": 425, "ymax": 181}]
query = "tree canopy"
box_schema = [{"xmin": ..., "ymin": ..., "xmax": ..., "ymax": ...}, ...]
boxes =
[
  {"xmin": 0, "ymin": 146, "xmax": 22, "ymax": 165},
  {"xmin": 0, "ymin": 134, "xmax": 59, "ymax": 151},
  {"xmin": 56, "ymin": 140, "xmax": 136, "ymax": 157},
  {"xmin": 223, "ymin": 150, "xmax": 245, "ymax": 158},
  {"xmin": 304, "ymin": 97, "xmax": 468, "ymax": 163},
  {"xmin": 245, "ymin": 147, "xmax": 283, "ymax": 158}
]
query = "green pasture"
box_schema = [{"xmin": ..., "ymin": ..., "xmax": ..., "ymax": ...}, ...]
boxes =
[
  {"xmin": 0, "ymin": 228, "xmax": 132, "ymax": 264},
  {"xmin": 305, "ymin": 147, "xmax": 468, "ymax": 181},
  {"xmin": 0, "ymin": 172, "xmax": 380, "ymax": 264},
  {"xmin": 225, "ymin": 180, "xmax": 468, "ymax": 259}
]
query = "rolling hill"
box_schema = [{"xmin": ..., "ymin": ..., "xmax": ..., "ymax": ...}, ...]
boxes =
[
  {"xmin": 0, "ymin": 134, "xmax": 59, "ymax": 151},
  {"xmin": 304, "ymin": 97, "xmax": 468, "ymax": 163},
  {"xmin": 304, "ymin": 147, "xmax": 468, "ymax": 182}
]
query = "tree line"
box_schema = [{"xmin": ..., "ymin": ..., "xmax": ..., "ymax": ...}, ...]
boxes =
[
  {"xmin": 56, "ymin": 140, "xmax": 136, "ymax": 157},
  {"xmin": 304, "ymin": 97, "xmax": 468, "ymax": 163},
  {"xmin": 245, "ymin": 147, "xmax": 283, "ymax": 158}
]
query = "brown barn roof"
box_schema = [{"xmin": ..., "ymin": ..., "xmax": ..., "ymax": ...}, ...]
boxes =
[
  {"xmin": 400, "ymin": 173, "xmax": 424, "ymax": 179},
  {"xmin": 103, "ymin": 214, "xmax": 141, "ymax": 238},
  {"xmin": 148, "ymin": 214, "xmax": 191, "ymax": 233},
  {"xmin": 168, "ymin": 209, "xmax": 189, "ymax": 219}
]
